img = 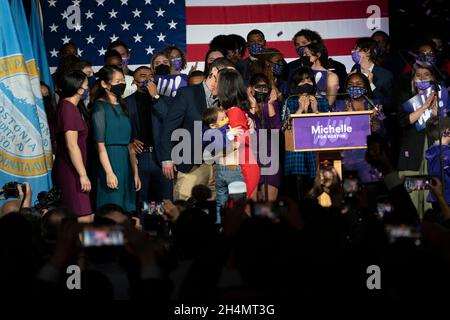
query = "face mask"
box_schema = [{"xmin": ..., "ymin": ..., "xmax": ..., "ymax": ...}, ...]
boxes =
[
  {"xmin": 347, "ymin": 86, "xmax": 366, "ymax": 99},
  {"xmin": 296, "ymin": 46, "xmax": 306, "ymax": 57},
  {"xmin": 110, "ymin": 83, "xmax": 126, "ymax": 97},
  {"xmin": 155, "ymin": 64, "xmax": 171, "ymax": 75},
  {"xmin": 418, "ymin": 53, "xmax": 436, "ymax": 66},
  {"xmin": 377, "ymin": 46, "xmax": 386, "ymax": 56},
  {"xmin": 255, "ymin": 91, "xmax": 269, "ymax": 103},
  {"xmin": 351, "ymin": 51, "xmax": 361, "ymax": 64},
  {"xmin": 217, "ymin": 117, "xmax": 229, "ymax": 128},
  {"xmin": 43, "ymin": 95, "xmax": 52, "ymax": 106},
  {"xmin": 87, "ymin": 76, "xmax": 96, "ymax": 89},
  {"xmin": 139, "ymin": 80, "xmax": 149, "ymax": 89},
  {"xmin": 172, "ymin": 58, "xmax": 183, "ymax": 71},
  {"xmin": 272, "ymin": 63, "xmax": 283, "ymax": 76},
  {"xmin": 122, "ymin": 57, "xmax": 129, "ymax": 68},
  {"xmin": 415, "ymin": 80, "xmax": 431, "ymax": 91},
  {"xmin": 295, "ymin": 83, "xmax": 316, "ymax": 95},
  {"xmin": 249, "ymin": 43, "xmax": 265, "ymax": 56},
  {"xmin": 81, "ymin": 88, "xmax": 89, "ymax": 101}
]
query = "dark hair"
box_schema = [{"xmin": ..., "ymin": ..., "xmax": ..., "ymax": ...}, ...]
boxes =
[
  {"xmin": 371, "ymin": 30, "xmax": 390, "ymax": 41},
  {"xmin": 95, "ymin": 203, "xmax": 128, "ymax": 219},
  {"xmin": 188, "ymin": 70, "xmax": 205, "ymax": 80},
  {"xmin": 204, "ymin": 48, "xmax": 226, "ymax": 74},
  {"xmin": 355, "ymin": 37, "xmax": 379, "ymax": 62},
  {"xmin": 93, "ymin": 65, "xmax": 128, "ymax": 115},
  {"xmin": 217, "ymin": 68, "xmax": 248, "ymax": 110},
  {"xmin": 72, "ymin": 60, "xmax": 93, "ymax": 72},
  {"xmin": 411, "ymin": 64, "xmax": 436, "ymax": 94},
  {"xmin": 247, "ymin": 29, "xmax": 265, "ymax": 42},
  {"xmin": 345, "ymin": 72, "xmax": 373, "ymax": 98},
  {"xmin": 202, "ymin": 107, "xmax": 221, "ymax": 126},
  {"xmin": 228, "ymin": 34, "xmax": 247, "ymax": 56},
  {"xmin": 416, "ymin": 38, "xmax": 437, "ymax": 55},
  {"xmin": 54, "ymin": 54, "xmax": 81, "ymax": 90},
  {"xmin": 210, "ymin": 35, "xmax": 230, "ymax": 52},
  {"xmin": 107, "ymin": 40, "xmax": 129, "ymax": 53},
  {"xmin": 208, "ymin": 57, "xmax": 234, "ymax": 75},
  {"xmin": 59, "ymin": 70, "xmax": 89, "ymax": 119},
  {"xmin": 163, "ymin": 46, "xmax": 187, "ymax": 70},
  {"xmin": 293, "ymin": 29, "xmax": 322, "ymax": 43},
  {"xmin": 306, "ymin": 42, "xmax": 329, "ymax": 68},
  {"xmin": 426, "ymin": 116, "xmax": 450, "ymax": 141},
  {"xmin": 104, "ymin": 49, "xmax": 122, "ymax": 64},
  {"xmin": 289, "ymin": 67, "xmax": 317, "ymax": 94},
  {"xmin": 249, "ymin": 73, "xmax": 270, "ymax": 87},
  {"xmin": 134, "ymin": 65, "xmax": 152, "ymax": 73},
  {"xmin": 59, "ymin": 70, "xmax": 86, "ymax": 99},
  {"xmin": 59, "ymin": 42, "xmax": 78, "ymax": 57}
]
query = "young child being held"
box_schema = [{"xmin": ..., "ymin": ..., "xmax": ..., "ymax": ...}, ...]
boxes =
[
  {"xmin": 425, "ymin": 116, "xmax": 450, "ymax": 206},
  {"xmin": 202, "ymin": 107, "xmax": 244, "ymax": 223}
]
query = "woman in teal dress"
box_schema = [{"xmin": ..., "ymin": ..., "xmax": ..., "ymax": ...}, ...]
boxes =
[{"xmin": 91, "ymin": 65, "xmax": 141, "ymax": 212}]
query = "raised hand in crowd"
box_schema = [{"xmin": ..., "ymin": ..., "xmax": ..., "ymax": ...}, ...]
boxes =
[{"xmin": 17, "ymin": 182, "xmax": 32, "ymax": 208}]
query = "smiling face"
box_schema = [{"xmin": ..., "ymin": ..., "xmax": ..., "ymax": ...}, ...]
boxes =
[{"xmin": 413, "ymin": 67, "xmax": 433, "ymax": 82}]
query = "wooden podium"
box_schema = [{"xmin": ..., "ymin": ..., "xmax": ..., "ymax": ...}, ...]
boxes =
[{"xmin": 285, "ymin": 111, "xmax": 373, "ymax": 178}]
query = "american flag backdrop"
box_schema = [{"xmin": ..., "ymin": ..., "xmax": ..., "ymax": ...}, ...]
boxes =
[{"xmin": 41, "ymin": 0, "xmax": 389, "ymax": 71}]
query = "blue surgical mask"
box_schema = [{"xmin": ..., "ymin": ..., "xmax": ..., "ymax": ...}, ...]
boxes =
[
  {"xmin": 172, "ymin": 58, "xmax": 183, "ymax": 71},
  {"xmin": 351, "ymin": 51, "xmax": 361, "ymax": 64},
  {"xmin": 139, "ymin": 80, "xmax": 149, "ymax": 88},
  {"xmin": 296, "ymin": 46, "xmax": 306, "ymax": 57},
  {"xmin": 249, "ymin": 43, "xmax": 265, "ymax": 56},
  {"xmin": 415, "ymin": 80, "xmax": 431, "ymax": 91},
  {"xmin": 81, "ymin": 88, "xmax": 89, "ymax": 101},
  {"xmin": 347, "ymin": 86, "xmax": 366, "ymax": 99},
  {"xmin": 272, "ymin": 63, "xmax": 284, "ymax": 76}
]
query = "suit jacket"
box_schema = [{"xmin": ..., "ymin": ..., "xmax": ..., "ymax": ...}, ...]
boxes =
[
  {"xmin": 351, "ymin": 64, "xmax": 394, "ymax": 108},
  {"xmin": 236, "ymin": 57, "xmax": 255, "ymax": 83},
  {"xmin": 125, "ymin": 92, "xmax": 172, "ymax": 165},
  {"xmin": 160, "ymin": 83, "xmax": 207, "ymax": 173}
]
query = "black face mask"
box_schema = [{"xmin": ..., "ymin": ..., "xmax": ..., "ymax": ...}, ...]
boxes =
[
  {"xmin": 154, "ymin": 64, "xmax": 171, "ymax": 75},
  {"xmin": 43, "ymin": 95, "xmax": 52, "ymax": 107},
  {"xmin": 294, "ymin": 83, "xmax": 316, "ymax": 95},
  {"xmin": 255, "ymin": 91, "xmax": 269, "ymax": 103},
  {"xmin": 110, "ymin": 83, "xmax": 126, "ymax": 97}
]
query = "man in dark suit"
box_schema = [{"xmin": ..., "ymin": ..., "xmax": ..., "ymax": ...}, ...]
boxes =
[
  {"xmin": 350, "ymin": 38, "xmax": 394, "ymax": 108},
  {"xmin": 125, "ymin": 66, "xmax": 173, "ymax": 207},
  {"xmin": 160, "ymin": 58, "xmax": 235, "ymax": 200}
]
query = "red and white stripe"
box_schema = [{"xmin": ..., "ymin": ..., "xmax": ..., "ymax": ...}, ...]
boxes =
[{"xmin": 185, "ymin": 0, "xmax": 389, "ymax": 71}]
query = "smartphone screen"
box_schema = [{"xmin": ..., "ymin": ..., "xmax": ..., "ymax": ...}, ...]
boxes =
[
  {"xmin": 343, "ymin": 178, "xmax": 359, "ymax": 194},
  {"xmin": 147, "ymin": 201, "xmax": 165, "ymax": 215},
  {"xmin": 403, "ymin": 175, "xmax": 432, "ymax": 192},
  {"xmin": 376, "ymin": 196, "xmax": 392, "ymax": 218},
  {"xmin": 81, "ymin": 226, "xmax": 124, "ymax": 247}
]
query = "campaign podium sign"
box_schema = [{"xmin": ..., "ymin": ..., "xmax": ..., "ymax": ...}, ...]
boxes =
[{"xmin": 285, "ymin": 111, "xmax": 372, "ymax": 152}]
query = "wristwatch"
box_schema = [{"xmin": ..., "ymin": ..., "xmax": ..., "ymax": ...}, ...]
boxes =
[{"xmin": 152, "ymin": 94, "xmax": 160, "ymax": 100}]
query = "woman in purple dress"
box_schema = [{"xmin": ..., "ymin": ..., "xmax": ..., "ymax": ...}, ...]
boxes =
[
  {"xmin": 247, "ymin": 73, "xmax": 282, "ymax": 201},
  {"xmin": 53, "ymin": 70, "xmax": 92, "ymax": 222}
]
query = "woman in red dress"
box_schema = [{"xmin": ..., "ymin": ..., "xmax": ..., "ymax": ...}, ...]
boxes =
[{"xmin": 216, "ymin": 68, "xmax": 260, "ymax": 198}]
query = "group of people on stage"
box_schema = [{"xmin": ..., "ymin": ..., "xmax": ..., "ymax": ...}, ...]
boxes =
[{"xmin": 42, "ymin": 28, "xmax": 450, "ymax": 222}]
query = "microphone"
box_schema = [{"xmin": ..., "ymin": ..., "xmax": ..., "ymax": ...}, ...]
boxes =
[{"xmin": 363, "ymin": 94, "xmax": 379, "ymax": 111}]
